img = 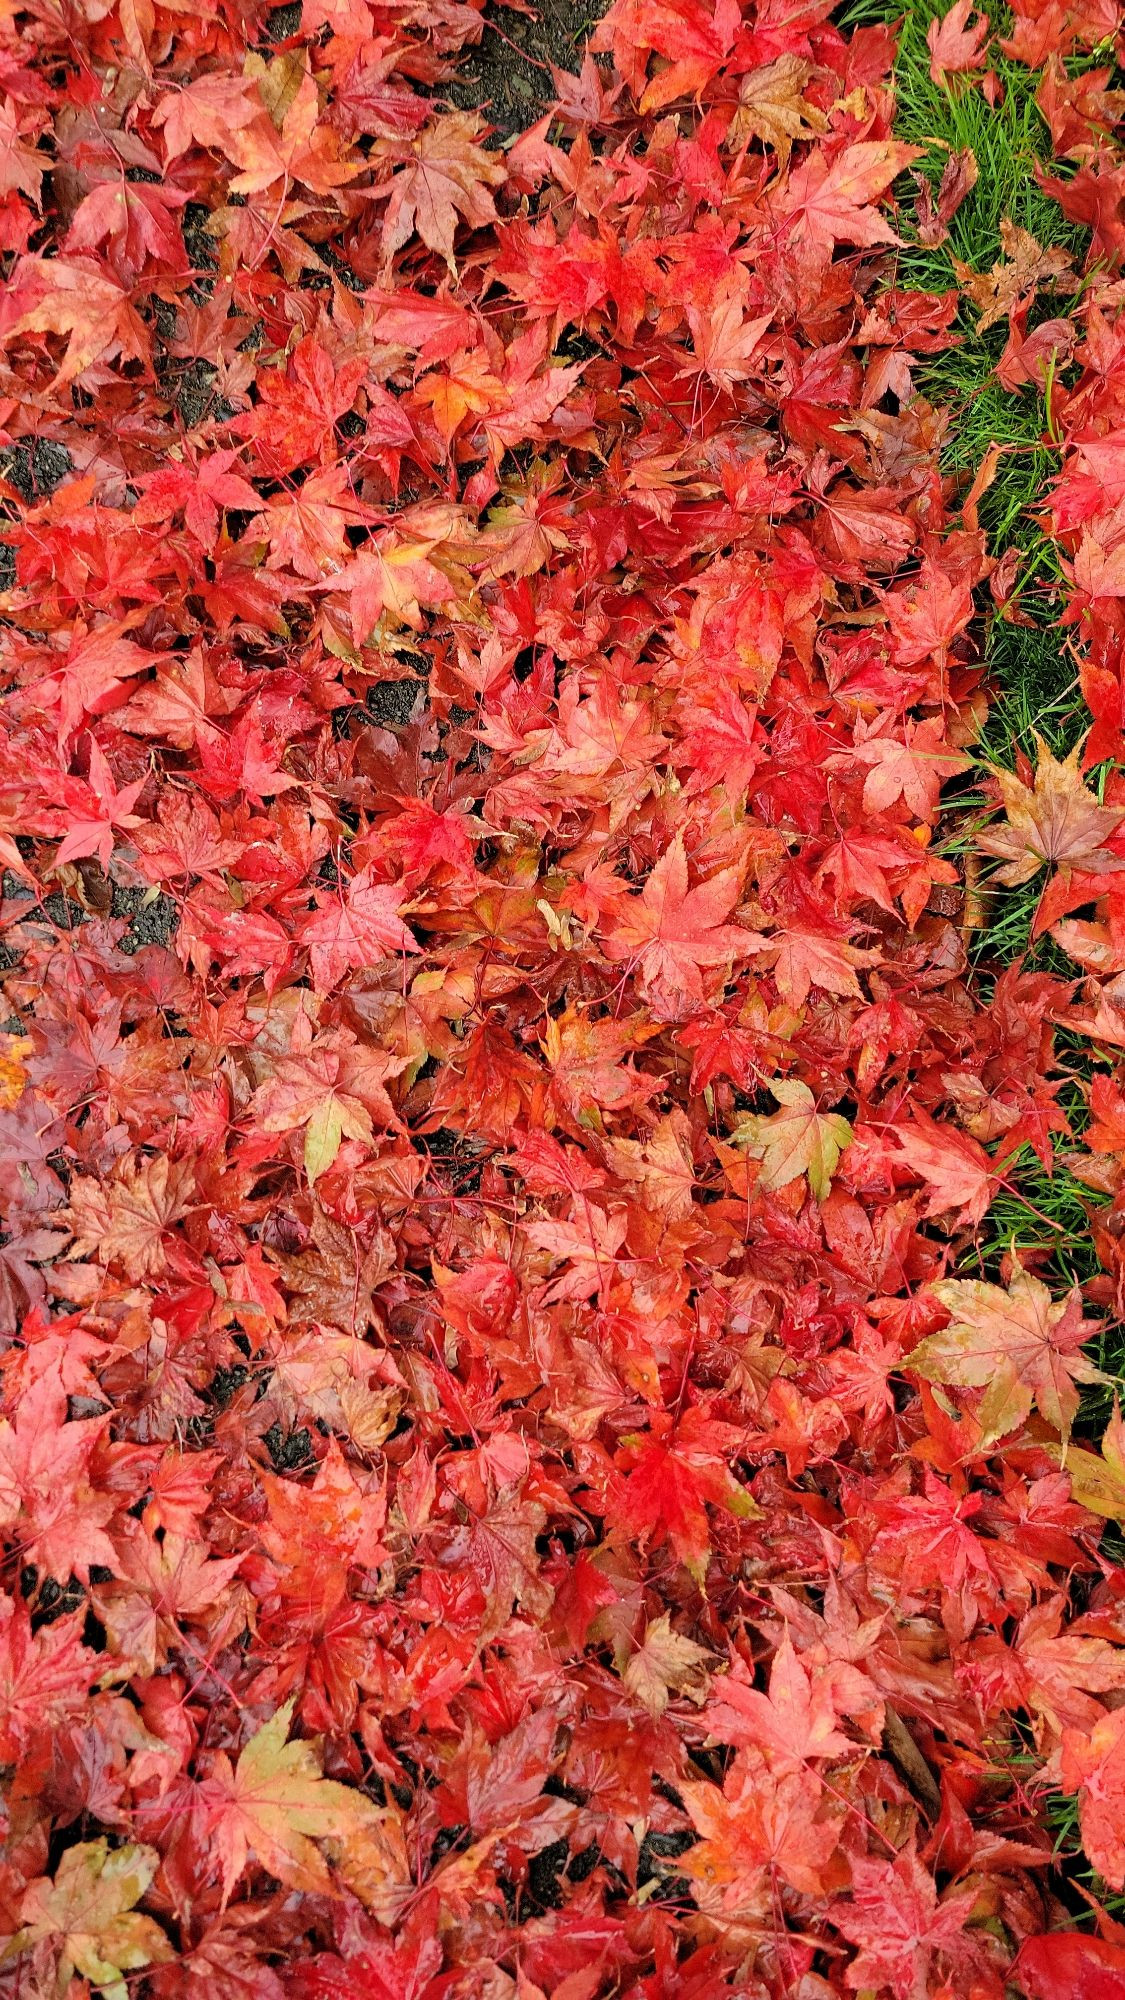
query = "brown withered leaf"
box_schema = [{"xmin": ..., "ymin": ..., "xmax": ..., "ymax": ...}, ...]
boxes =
[
  {"xmin": 914, "ymin": 147, "xmax": 978, "ymax": 246},
  {"xmin": 952, "ymin": 216, "xmax": 1076, "ymax": 331},
  {"xmin": 730, "ymin": 55, "xmax": 828, "ymax": 166}
]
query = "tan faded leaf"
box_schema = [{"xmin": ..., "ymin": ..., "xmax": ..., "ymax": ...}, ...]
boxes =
[
  {"xmin": 731, "ymin": 56, "xmax": 828, "ymax": 165},
  {"xmin": 977, "ymin": 737, "xmax": 1125, "ymax": 886},
  {"xmin": 623, "ymin": 1613, "xmax": 714, "ymax": 1716}
]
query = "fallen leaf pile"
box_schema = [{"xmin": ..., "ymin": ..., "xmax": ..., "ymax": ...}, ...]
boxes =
[{"xmin": 1, "ymin": 0, "xmax": 1125, "ymax": 1994}]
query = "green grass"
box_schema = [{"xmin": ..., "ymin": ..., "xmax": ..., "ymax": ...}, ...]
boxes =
[
  {"xmin": 855, "ymin": 5, "xmax": 1125, "ymax": 1378},
  {"xmin": 843, "ymin": 0, "xmax": 1100, "ymax": 684},
  {"xmin": 889, "ymin": 9, "xmax": 1092, "ymax": 607},
  {"xmin": 838, "ymin": 0, "xmax": 1125, "ymax": 1915}
]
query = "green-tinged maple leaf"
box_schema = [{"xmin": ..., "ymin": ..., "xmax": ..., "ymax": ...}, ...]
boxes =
[
  {"xmin": 732, "ymin": 1080, "xmax": 852, "ymax": 1200},
  {"xmin": 908, "ymin": 1263, "xmax": 1106, "ymax": 1443},
  {"xmin": 203, "ymin": 1698, "xmax": 381, "ymax": 1906},
  {"xmin": 1049, "ymin": 1401, "xmax": 1125, "ymax": 1521},
  {"xmin": 13, "ymin": 1841, "xmax": 172, "ymax": 2000}
]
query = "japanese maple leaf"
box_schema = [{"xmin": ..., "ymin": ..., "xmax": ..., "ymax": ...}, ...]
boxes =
[
  {"xmin": 1055, "ymin": 1400, "xmax": 1125, "ymax": 1522},
  {"xmin": 5, "ymin": 253, "xmax": 151, "ymax": 387},
  {"xmin": 602, "ymin": 835, "xmax": 750, "ymax": 1003},
  {"xmin": 816, "ymin": 483, "xmax": 919, "ymax": 572},
  {"xmin": 683, "ymin": 281, "xmax": 771, "ymax": 394},
  {"xmin": 684, "ymin": 1750, "xmax": 839, "ymax": 1910},
  {"xmin": 525, "ymin": 1203, "xmax": 629, "ymax": 1304},
  {"xmin": 31, "ymin": 624, "xmax": 155, "ymax": 747},
  {"xmin": 1072, "ymin": 527, "xmax": 1125, "ymax": 599},
  {"xmin": 121, "ymin": 650, "xmax": 230, "ymax": 754},
  {"xmin": 0, "ymin": 1374, "xmax": 116, "ymax": 1582},
  {"xmin": 236, "ymin": 337, "xmax": 366, "ymax": 478},
  {"xmin": 203, "ymin": 1699, "xmax": 380, "ymax": 1907},
  {"xmin": 376, "ymin": 113, "xmax": 507, "ymax": 269},
  {"xmin": 604, "ymin": 1110, "xmax": 696, "ymax": 1221},
  {"xmin": 0, "ymin": 96, "xmax": 46, "ymax": 207},
  {"xmin": 907, "ymin": 1262, "xmax": 1104, "ymax": 1443},
  {"xmin": 334, "ymin": 535, "xmax": 453, "ymax": 638},
  {"xmin": 615, "ymin": 1410, "xmax": 751, "ymax": 1583},
  {"xmin": 287, "ymin": 1932, "xmax": 443, "ymax": 2000},
  {"xmin": 590, "ymin": 0, "xmax": 735, "ymax": 110},
  {"xmin": 0, "ymin": 1593, "xmax": 96, "ymax": 1759},
  {"xmin": 889, "ymin": 1106, "xmax": 995, "ymax": 1226},
  {"xmin": 377, "ymin": 798, "xmax": 476, "ymax": 879},
  {"xmin": 622, "ymin": 1613, "xmax": 713, "ymax": 1718},
  {"xmin": 870, "ymin": 1472, "xmax": 997, "ymax": 1598},
  {"xmin": 16, "ymin": 1841, "xmax": 172, "ymax": 2000},
  {"xmin": 833, "ymin": 1841, "xmax": 982, "ymax": 1999},
  {"xmin": 1039, "ymin": 153, "xmax": 1125, "ymax": 268},
  {"xmin": 880, "ymin": 559, "xmax": 975, "ymax": 670},
  {"xmin": 65, "ymin": 178, "xmax": 189, "ymax": 281},
  {"xmin": 65, "ymin": 1154, "xmax": 195, "ymax": 1280},
  {"xmin": 251, "ymin": 1026, "xmax": 407, "ymax": 1179},
  {"xmin": 705, "ymin": 1632, "xmax": 853, "ymax": 1769},
  {"xmin": 528, "ymin": 674, "xmax": 665, "ymax": 788},
  {"xmin": 952, "ymin": 217, "xmax": 1075, "ymax": 334},
  {"xmin": 845, "ymin": 714, "xmax": 971, "ymax": 820},
  {"xmin": 300, "ymin": 868, "xmax": 420, "ymax": 990},
  {"xmin": 52, "ymin": 738, "xmax": 146, "ymax": 869},
  {"xmin": 254, "ymin": 467, "xmax": 377, "ymax": 579},
  {"xmin": 914, "ymin": 145, "xmax": 979, "ymax": 247},
  {"xmin": 153, "ymin": 73, "xmax": 263, "ymax": 160},
  {"xmin": 1011, "ymin": 1598, "xmax": 1125, "ymax": 1739},
  {"xmin": 431, "ymin": 1489, "xmax": 552, "ymax": 1640},
  {"xmin": 977, "ymin": 739, "xmax": 1125, "ymax": 886},
  {"xmin": 141, "ymin": 1446, "xmax": 228, "ymax": 1538},
  {"xmin": 927, "ymin": 0, "xmax": 990, "ymax": 85},
  {"xmin": 196, "ymin": 708, "xmax": 299, "ymax": 807},
  {"xmin": 730, "ymin": 54, "xmax": 828, "ymax": 166},
  {"xmin": 677, "ymin": 683, "xmax": 761, "ymax": 795},
  {"xmin": 134, "ymin": 793, "xmax": 241, "ymax": 887},
  {"xmin": 779, "ymin": 142, "xmax": 922, "ymax": 253},
  {"xmin": 259, "ymin": 1440, "xmax": 388, "ymax": 1594},
  {"xmin": 137, "ymin": 448, "xmax": 260, "ymax": 551},
  {"xmin": 733, "ymin": 1079, "xmax": 852, "ymax": 1201},
  {"xmin": 1058, "ymin": 1705, "xmax": 1125, "ymax": 1892},
  {"xmin": 113, "ymin": 1521, "xmax": 245, "ymax": 1626},
  {"xmin": 815, "ymin": 827, "xmax": 918, "ymax": 915},
  {"xmin": 542, "ymin": 1005, "xmax": 661, "ymax": 1123},
  {"xmin": 1016, "ymin": 1933, "xmax": 1125, "ymax": 2000},
  {"xmin": 749, "ymin": 920, "xmax": 880, "ymax": 1007},
  {"xmin": 414, "ymin": 345, "xmax": 507, "ymax": 449}
]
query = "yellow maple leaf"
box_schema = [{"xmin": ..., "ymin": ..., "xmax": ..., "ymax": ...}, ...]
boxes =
[
  {"xmin": 206, "ymin": 1698, "xmax": 381, "ymax": 1906},
  {"xmin": 15, "ymin": 1840, "xmax": 172, "ymax": 2000}
]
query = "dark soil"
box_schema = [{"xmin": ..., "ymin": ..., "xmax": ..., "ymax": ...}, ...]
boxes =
[
  {"xmin": 366, "ymin": 679, "xmax": 423, "ymax": 729},
  {"xmin": 111, "ymin": 884, "xmax": 181, "ymax": 955},
  {"xmin": 1, "ymin": 439, "xmax": 71, "ymax": 504},
  {"xmin": 450, "ymin": 0, "xmax": 605, "ymax": 137}
]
